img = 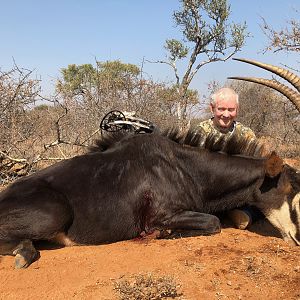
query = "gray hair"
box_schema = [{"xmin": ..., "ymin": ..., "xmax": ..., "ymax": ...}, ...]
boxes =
[{"xmin": 210, "ymin": 87, "xmax": 239, "ymax": 106}]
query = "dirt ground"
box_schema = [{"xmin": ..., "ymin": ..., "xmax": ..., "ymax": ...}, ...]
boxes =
[
  {"xmin": 0, "ymin": 219, "xmax": 299, "ymax": 300},
  {"xmin": 0, "ymin": 159, "xmax": 299, "ymax": 300}
]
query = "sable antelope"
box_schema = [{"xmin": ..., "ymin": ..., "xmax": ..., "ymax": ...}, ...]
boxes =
[{"xmin": 0, "ymin": 128, "xmax": 299, "ymax": 269}]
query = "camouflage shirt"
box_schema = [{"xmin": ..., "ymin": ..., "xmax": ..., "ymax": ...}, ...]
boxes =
[{"xmin": 195, "ymin": 118, "xmax": 256, "ymax": 148}]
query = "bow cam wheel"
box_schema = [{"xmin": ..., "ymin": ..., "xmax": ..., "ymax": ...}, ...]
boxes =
[{"xmin": 100, "ymin": 110, "xmax": 125, "ymax": 132}]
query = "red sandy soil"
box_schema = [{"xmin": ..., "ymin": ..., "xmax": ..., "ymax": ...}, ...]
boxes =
[{"xmin": 0, "ymin": 220, "xmax": 299, "ymax": 300}]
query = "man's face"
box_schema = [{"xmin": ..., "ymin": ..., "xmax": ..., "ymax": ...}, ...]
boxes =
[{"xmin": 210, "ymin": 96, "xmax": 238, "ymax": 130}]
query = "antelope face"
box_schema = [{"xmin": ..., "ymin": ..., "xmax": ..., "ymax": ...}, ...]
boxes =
[{"xmin": 258, "ymin": 165, "xmax": 300, "ymax": 246}]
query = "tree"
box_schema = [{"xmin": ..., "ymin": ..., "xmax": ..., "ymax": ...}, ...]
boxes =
[
  {"xmin": 0, "ymin": 64, "xmax": 41, "ymax": 150},
  {"xmin": 0, "ymin": 64, "xmax": 47, "ymax": 183},
  {"xmin": 57, "ymin": 60, "xmax": 141, "ymax": 109},
  {"xmin": 261, "ymin": 12, "xmax": 300, "ymax": 53},
  {"xmin": 156, "ymin": 0, "xmax": 248, "ymax": 126},
  {"xmin": 57, "ymin": 63, "xmax": 96, "ymax": 96},
  {"xmin": 56, "ymin": 60, "xmax": 200, "ymax": 128}
]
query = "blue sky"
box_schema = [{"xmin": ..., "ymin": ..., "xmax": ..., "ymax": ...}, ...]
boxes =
[{"xmin": 1, "ymin": 0, "xmax": 299, "ymax": 97}]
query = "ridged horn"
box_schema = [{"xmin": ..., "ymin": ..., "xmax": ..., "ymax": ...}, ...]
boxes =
[
  {"xmin": 232, "ymin": 58, "xmax": 300, "ymax": 92},
  {"xmin": 228, "ymin": 76, "xmax": 300, "ymax": 113},
  {"xmin": 228, "ymin": 58, "xmax": 300, "ymax": 112}
]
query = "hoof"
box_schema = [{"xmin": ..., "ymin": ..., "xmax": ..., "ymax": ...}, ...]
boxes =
[
  {"xmin": 13, "ymin": 240, "xmax": 38, "ymax": 269},
  {"xmin": 15, "ymin": 253, "xmax": 30, "ymax": 269}
]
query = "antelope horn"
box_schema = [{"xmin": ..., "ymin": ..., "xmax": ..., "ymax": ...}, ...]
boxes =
[
  {"xmin": 232, "ymin": 58, "xmax": 300, "ymax": 92},
  {"xmin": 228, "ymin": 58, "xmax": 300, "ymax": 113},
  {"xmin": 228, "ymin": 76, "xmax": 300, "ymax": 113}
]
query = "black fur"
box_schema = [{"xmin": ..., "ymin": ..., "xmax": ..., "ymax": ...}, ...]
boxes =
[{"xmin": 0, "ymin": 127, "xmax": 297, "ymax": 268}]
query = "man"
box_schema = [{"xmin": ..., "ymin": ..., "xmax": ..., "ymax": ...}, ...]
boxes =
[{"xmin": 196, "ymin": 87, "xmax": 258, "ymax": 229}]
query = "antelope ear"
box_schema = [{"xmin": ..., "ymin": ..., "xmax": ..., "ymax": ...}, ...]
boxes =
[{"xmin": 265, "ymin": 151, "xmax": 283, "ymax": 177}]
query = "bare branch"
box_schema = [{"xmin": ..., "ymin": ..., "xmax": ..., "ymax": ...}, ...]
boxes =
[
  {"xmin": 0, "ymin": 150, "xmax": 27, "ymax": 163},
  {"xmin": 260, "ymin": 15, "xmax": 300, "ymax": 54}
]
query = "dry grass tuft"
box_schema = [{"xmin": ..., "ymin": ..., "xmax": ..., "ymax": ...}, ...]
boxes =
[{"xmin": 113, "ymin": 273, "xmax": 182, "ymax": 300}]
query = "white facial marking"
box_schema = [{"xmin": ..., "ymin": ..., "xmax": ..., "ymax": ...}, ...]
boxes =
[
  {"xmin": 265, "ymin": 197, "xmax": 299, "ymax": 245},
  {"xmin": 292, "ymin": 192, "xmax": 300, "ymax": 217}
]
